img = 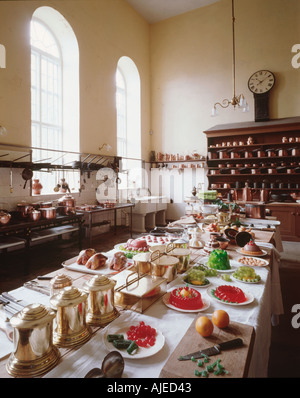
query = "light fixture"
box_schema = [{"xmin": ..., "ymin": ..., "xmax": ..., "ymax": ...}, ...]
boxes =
[
  {"xmin": 211, "ymin": 0, "xmax": 249, "ymax": 116},
  {"xmin": 98, "ymin": 143, "xmax": 112, "ymax": 152}
]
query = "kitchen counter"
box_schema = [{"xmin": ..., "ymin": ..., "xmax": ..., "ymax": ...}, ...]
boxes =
[{"xmin": 0, "ymin": 232, "xmax": 283, "ymax": 379}]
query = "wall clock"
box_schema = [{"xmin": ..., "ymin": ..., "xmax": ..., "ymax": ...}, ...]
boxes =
[{"xmin": 248, "ymin": 70, "xmax": 275, "ymax": 122}]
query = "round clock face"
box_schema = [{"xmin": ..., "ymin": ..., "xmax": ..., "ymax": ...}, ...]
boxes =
[{"xmin": 248, "ymin": 70, "xmax": 275, "ymax": 94}]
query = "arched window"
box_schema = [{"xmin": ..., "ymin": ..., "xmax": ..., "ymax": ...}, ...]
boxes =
[
  {"xmin": 116, "ymin": 56, "xmax": 141, "ymax": 161},
  {"xmin": 116, "ymin": 57, "xmax": 142, "ymax": 199},
  {"xmin": 31, "ymin": 7, "xmax": 79, "ymax": 194},
  {"xmin": 116, "ymin": 68, "xmax": 127, "ymax": 158}
]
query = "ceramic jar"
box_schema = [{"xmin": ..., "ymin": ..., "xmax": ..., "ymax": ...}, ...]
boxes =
[{"xmin": 32, "ymin": 179, "xmax": 43, "ymax": 195}]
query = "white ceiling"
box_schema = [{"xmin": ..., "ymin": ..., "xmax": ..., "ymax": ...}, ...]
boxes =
[{"xmin": 125, "ymin": 0, "xmax": 220, "ymax": 24}]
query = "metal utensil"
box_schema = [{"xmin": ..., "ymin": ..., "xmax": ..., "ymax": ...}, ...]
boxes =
[
  {"xmin": 1, "ymin": 292, "xmax": 29, "ymax": 308},
  {"xmin": 24, "ymin": 281, "xmax": 50, "ymax": 296},
  {"xmin": 84, "ymin": 351, "xmax": 124, "ymax": 378},
  {"xmin": 22, "ymin": 166, "xmax": 33, "ymax": 189},
  {"xmin": 178, "ymin": 338, "xmax": 243, "ymax": 361}
]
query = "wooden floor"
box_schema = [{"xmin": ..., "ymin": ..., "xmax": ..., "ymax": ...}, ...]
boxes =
[{"xmin": 0, "ymin": 228, "xmax": 299, "ymax": 378}]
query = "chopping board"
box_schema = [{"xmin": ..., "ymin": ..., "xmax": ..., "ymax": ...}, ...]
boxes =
[{"xmin": 159, "ymin": 316, "xmax": 255, "ymax": 378}]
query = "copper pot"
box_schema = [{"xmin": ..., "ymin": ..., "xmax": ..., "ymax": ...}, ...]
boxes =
[
  {"xmin": 39, "ymin": 201, "xmax": 53, "ymax": 208},
  {"xmin": 40, "ymin": 207, "xmax": 57, "ymax": 219},
  {"xmin": 244, "ymin": 151, "xmax": 253, "ymax": 158},
  {"xmin": 287, "ymin": 168, "xmax": 295, "ymax": 174},
  {"xmin": 230, "ymin": 151, "xmax": 240, "ymax": 159},
  {"xmin": 266, "ymin": 149, "xmax": 276, "ymax": 157},
  {"xmin": 28, "ymin": 210, "xmax": 41, "ymax": 222},
  {"xmin": 245, "ymin": 204, "xmax": 265, "ymax": 219},
  {"xmin": 218, "ymin": 150, "xmax": 229, "ymax": 159},
  {"xmin": 208, "ymin": 152, "xmax": 218, "ymax": 160},
  {"xmin": 0, "ymin": 210, "xmax": 11, "ymax": 226},
  {"xmin": 58, "ymin": 194, "xmax": 76, "ymax": 215},
  {"xmin": 290, "ymin": 148, "xmax": 300, "ymax": 156},
  {"xmin": 277, "ymin": 149, "xmax": 288, "ymax": 157},
  {"xmin": 253, "ymin": 149, "xmax": 265, "ymax": 157},
  {"xmin": 16, "ymin": 203, "xmax": 34, "ymax": 218}
]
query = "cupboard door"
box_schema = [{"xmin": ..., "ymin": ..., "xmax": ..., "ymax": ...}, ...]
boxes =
[
  {"xmin": 269, "ymin": 206, "xmax": 296, "ymax": 240},
  {"xmin": 296, "ymin": 211, "xmax": 300, "ymax": 238}
]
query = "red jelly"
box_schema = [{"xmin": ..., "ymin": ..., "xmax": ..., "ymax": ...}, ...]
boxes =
[
  {"xmin": 213, "ymin": 285, "xmax": 247, "ymax": 304},
  {"xmin": 126, "ymin": 321, "xmax": 157, "ymax": 347},
  {"xmin": 169, "ymin": 286, "xmax": 203, "ymax": 310}
]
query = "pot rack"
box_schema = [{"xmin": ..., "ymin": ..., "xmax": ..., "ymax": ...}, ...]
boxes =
[{"xmin": 0, "ymin": 143, "xmax": 121, "ymax": 173}]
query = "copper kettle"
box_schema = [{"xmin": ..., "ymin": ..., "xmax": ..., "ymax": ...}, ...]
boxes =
[
  {"xmin": 242, "ymin": 187, "xmax": 252, "ymax": 202},
  {"xmin": 260, "ymin": 189, "xmax": 269, "ymax": 202}
]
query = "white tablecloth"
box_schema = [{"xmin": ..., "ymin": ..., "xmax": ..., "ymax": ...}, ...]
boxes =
[{"xmin": 0, "ymin": 243, "xmax": 284, "ymax": 378}]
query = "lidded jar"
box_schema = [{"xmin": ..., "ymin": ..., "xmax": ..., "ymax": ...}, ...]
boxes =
[
  {"xmin": 50, "ymin": 286, "xmax": 92, "ymax": 348},
  {"xmin": 32, "ymin": 179, "xmax": 43, "ymax": 195},
  {"xmin": 50, "ymin": 273, "xmax": 72, "ymax": 296},
  {"xmin": 82, "ymin": 275, "xmax": 119, "ymax": 327},
  {"xmin": 6, "ymin": 304, "xmax": 60, "ymax": 378}
]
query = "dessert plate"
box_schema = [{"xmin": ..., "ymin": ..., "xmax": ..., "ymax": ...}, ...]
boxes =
[
  {"xmin": 236, "ymin": 248, "xmax": 268, "ymax": 257},
  {"xmin": 200, "ymin": 257, "xmax": 239, "ymax": 273},
  {"xmin": 181, "ymin": 275, "xmax": 211, "ymax": 288},
  {"xmin": 162, "ymin": 292, "xmax": 210, "ymax": 313},
  {"xmin": 231, "ymin": 275, "xmax": 262, "ymax": 284},
  {"xmin": 207, "ymin": 286, "xmax": 254, "ymax": 306},
  {"xmin": 103, "ymin": 322, "xmax": 165, "ymax": 359},
  {"xmin": 236, "ymin": 256, "xmax": 269, "ymax": 267}
]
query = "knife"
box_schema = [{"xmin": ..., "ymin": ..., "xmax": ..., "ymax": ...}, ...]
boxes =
[
  {"xmin": 178, "ymin": 338, "xmax": 243, "ymax": 361},
  {"xmin": 23, "ymin": 282, "xmax": 50, "ymax": 296},
  {"xmin": 1, "ymin": 292, "xmax": 29, "ymax": 308}
]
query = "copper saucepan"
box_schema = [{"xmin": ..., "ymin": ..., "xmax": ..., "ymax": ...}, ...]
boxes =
[{"xmin": 40, "ymin": 207, "xmax": 57, "ymax": 219}]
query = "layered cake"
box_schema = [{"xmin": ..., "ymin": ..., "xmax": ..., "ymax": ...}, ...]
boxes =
[
  {"xmin": 203, "ymin": 237, "xmax": 220, "ymax": 254},
  {"xmin": 240, "ymin": 239, "xmax": 263, "ymax": 256},
  {"xmin": 207, "ymin": 249, "xmax": 231, "ymax": 270},
  {"xmin": 169, "ymin": 286, "xmax": 203, "ymax": 310},
  {"xmin": 212, "ymin": 285, "xmax": 247, "ymax": 304}
]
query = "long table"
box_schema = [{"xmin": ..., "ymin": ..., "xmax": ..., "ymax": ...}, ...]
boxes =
[
  {"xmin": 76, "ymin": 203, "xmax": 134, "ymax": 246},
  {"xmin": 0, "ymin": 230, "xmax": 283, "ymax": 378}
]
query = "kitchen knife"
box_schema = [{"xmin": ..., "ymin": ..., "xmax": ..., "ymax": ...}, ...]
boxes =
[{"xmin": 178, "ymin": 338, "xmax": 243, "ymax": 361}]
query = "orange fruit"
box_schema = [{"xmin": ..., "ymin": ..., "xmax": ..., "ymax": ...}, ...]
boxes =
[
  {"xmin": 212, "ymin": 310, "xmax": 230, "ymax": 328},
  {"xmin": 195, "ymin": 316, "xmax": 214, "ymax": 337}
]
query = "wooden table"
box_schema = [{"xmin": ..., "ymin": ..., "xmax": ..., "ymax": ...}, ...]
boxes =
[{"xmin": 0, "ymin": 230, "xmax": 280, "ymax": 379}]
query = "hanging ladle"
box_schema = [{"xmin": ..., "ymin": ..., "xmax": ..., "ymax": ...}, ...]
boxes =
[{"xmin": 84, "ymin": 351, "xmax": 124, "ymax": 378}]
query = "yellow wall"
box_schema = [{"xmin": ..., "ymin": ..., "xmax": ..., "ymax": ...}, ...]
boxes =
[
  {"xmin": 150, "ymin": 0, "xmax": 300, "ymax": 156},
  {"xmin": 0, "ymin": 0, "xmax": 151, "ymax": 159},
  {"xmin": 1, "ymin": 0, "xmax": 300, "ymax": 161}
]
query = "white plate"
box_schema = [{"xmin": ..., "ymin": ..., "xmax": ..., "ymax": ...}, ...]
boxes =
[
  {"xmin": 200, "ymin": 257, "xmax": 238, "ymax": 273},
  {"xmin": 181, "ymin": 274, "xmax": 211, "ymax": 288},
  {"xmin": 236, "ymin": 248, "xmax": 268, "ymax": 257},
  {"xmin": 231, "ymin": 275, "xmax": 261, "ymax": 284},
  {"xmin": 114, "ymin": 243, "xmax": 150, "ymax": 254},
  {"xmin": 162, "ymin": 291, "xmax": 210, "ymax": 313},
  {"xmin": 62, "ymin": 256, "xmax": 132, "ymax": 275},
  {"xmin": 236, "ymin": 256, "xmax": 269, "ymax": 267},
  {"xmin": 207, "ymin": 285, "xmax": 254, "ymax": 306},
  {"xmin": 103, "ymin": 322, "xmax": 165, "ymax": 359}
]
